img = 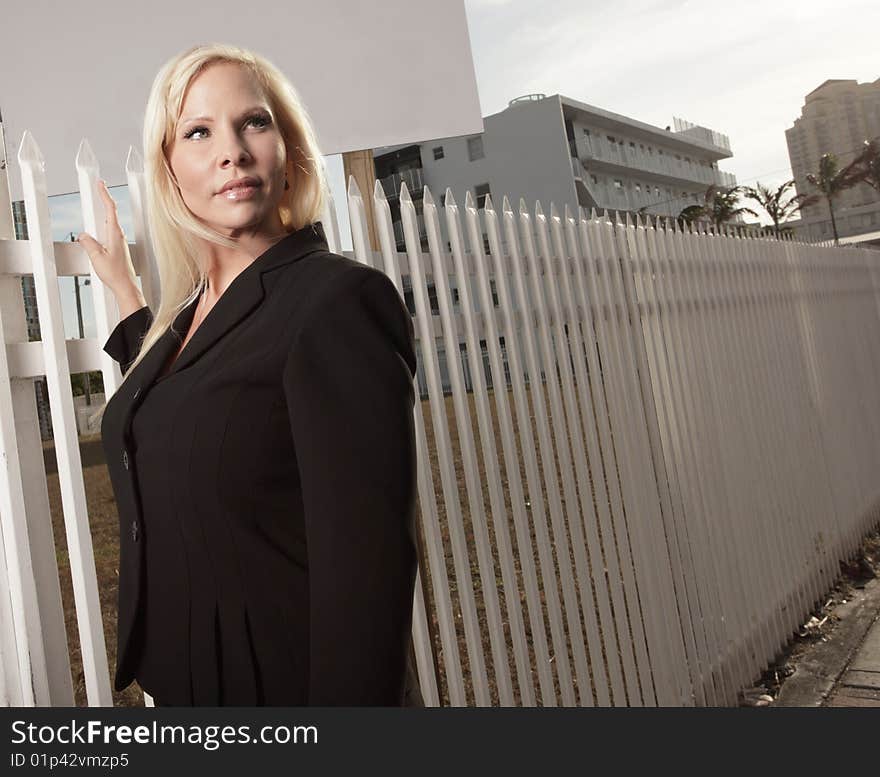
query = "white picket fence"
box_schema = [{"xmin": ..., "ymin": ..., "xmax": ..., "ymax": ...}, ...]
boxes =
[{"xmin": 1, "ymin": 128, "xmax": 880, "ymax": 707}]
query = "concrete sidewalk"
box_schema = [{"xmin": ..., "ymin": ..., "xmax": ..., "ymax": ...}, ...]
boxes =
[
  {"xmin": 775, "ymin": 571, "xmax": 880, "ymax": 707},
  {"xmin": 825, "ymin": 602, "xmax": 880, "ymax": 707}
]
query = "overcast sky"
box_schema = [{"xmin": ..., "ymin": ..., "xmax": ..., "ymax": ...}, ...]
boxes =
[{"xmin": 463, "ymin": 0, "xmax": 878, "ymax": 190}]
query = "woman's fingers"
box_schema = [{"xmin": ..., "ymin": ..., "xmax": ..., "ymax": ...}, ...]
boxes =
[
  {"xmin": 98, "ymin": 179, "xmax": 125, "ymax": 239},
  {"xmin": 99, "ymin": 179, "xmax": 118, "ymax": 215},
  {"xmin": 76, "ymin": 180, "xmax": 138, "ymax": 299},
  {"xmin": 76, "ymin": 231, "xmax": 106, "ymax": 258}
]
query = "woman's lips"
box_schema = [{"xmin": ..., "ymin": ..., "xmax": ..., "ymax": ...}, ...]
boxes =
[{"xmin": 219, "ymin": 183, "xmax": 261, "ymax": 200}]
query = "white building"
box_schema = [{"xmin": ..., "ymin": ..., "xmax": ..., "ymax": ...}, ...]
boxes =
[
  {"xmin": 372, "ymin": 92, "xmax": 736, "ymax": 254},
  {"xmin": 786, "ymin": 78, "xmax": 880, "ymax": 242}
]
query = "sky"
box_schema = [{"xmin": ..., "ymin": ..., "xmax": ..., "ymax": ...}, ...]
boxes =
[
  {"xmin": 464, "ymin": 0, "xmax": 877, "ymax": 189},
  {"xmin": 34, "ymin": 0, "xmax": 880, "ymax": 337}
]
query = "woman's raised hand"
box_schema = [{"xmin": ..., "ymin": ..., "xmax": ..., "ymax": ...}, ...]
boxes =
[{"xmin": 77, "ymin": 179, "xmax": 145, "ymax": 314}]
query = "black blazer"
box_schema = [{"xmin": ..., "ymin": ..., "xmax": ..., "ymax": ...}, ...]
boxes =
[{"xmin": 100, "ymin": 221, "xmax": 424, "ymax": 706}]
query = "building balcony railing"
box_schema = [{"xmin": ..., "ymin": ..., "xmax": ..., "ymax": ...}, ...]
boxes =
[
  {"xmin": 379, "ymin": 168, "xmax": 425, "ymax": 200},
  {"xmin": 393, "ymin": 217, "xmax": 428, "ymax": 246},
  {"xmin": 672, "ymin": 116, "xmax": 732, "ymax": 152},
  {"xmin": 576, "ymin": 133, "xmax": 735, "ymax": 189},
  {"xmin": 570, "ymin": 157, "xmax": 710, "ymax": 218}
]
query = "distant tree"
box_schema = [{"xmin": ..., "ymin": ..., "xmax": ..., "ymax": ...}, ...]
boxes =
[
  {"xmin": 853, "ymin": 138, "xmax": 880, "ymax": 193},
  {"xmin": 740, "ymin": 179, "xmax": 817, "ymax": 239},
  {"xmin": 805, "ymin": 152, "xmax": 865, "ymax": 244},
  {"xmin": 677, "ymin": 185, "xmax": 758, "ymax": 230},
  {"xmin": 677, "ymin": 204, "xmax": 705, "ymax": 230},
  {"xmin": 71, "ymin": 371, "xmax": 103, "ymax": 397}
]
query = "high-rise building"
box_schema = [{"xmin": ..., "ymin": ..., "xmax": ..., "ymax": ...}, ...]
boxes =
[
  {"xmin": 785, "ymin": 78, "xmax": 880, "ymax": 242},
  {"xmin": 11, "ymin": 200, "xmax": 54, "ymax": 440}
]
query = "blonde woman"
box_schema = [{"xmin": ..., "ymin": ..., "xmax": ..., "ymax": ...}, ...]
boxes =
[{"xmin": 79, "ymin": 43, "xmax": 423, "ymax": 706}]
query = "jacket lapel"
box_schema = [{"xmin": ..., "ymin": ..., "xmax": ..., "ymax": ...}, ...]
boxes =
[
  {"xmin": 156, "ymin": 221, "xmax": 330, "ymax": 379},
  {"xmin": 135, "ymin": 295, "xmax": 201, "ymax": 385},
  {"xmin": 118, "ymin": 221, "xmax": 329, "ymax": 429},
  {"xmin": 162, "ymin": 267, "xmax": 265, "ymax": 378}
]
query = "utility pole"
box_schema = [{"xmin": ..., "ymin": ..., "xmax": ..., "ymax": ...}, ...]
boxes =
[{"xmin": 342, "ymin": 149, "xmax": 380, "ymax": 251}]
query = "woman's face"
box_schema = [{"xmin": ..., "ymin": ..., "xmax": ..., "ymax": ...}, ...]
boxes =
[{"xmin": 166, "ymin": 61, "xmax": 288, "ymax": 238}]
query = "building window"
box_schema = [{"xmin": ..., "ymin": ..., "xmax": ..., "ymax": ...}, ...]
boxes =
[
  {"xmin": 591, "ymin": 174, "xmax": 599, "ymax": 184},
  {"xmin": 658, "ymin": 149, "xmax": 663, "ymax": 156},
  {"xmin": 614, "ymin": 179, "xmax": 624, "ymax": 189},
  {"xmin": 475, "ymin": 182, "xmax": 491, "ymax": 208},
  {"xmin": 654, "ymin": 186, "xmax": 660, "ymax": 196},
  {"xmin": 583, "ymin": 128, "xmax": 591, "ymax": 136},
  {"xmin": 607, "ymin": 135, "xmax": 616, "ymax": 143},
  {"xmin": 433, "ymin": 146, "xmax": 444, "ymax": 160},
  {"xmin": 629, "ymin": 141, "xmax": 636, "ymax": 149},
  {"xmin": 467, "ymin": 136, "xmax": 485, "ymax": 161},
  {"xmin": 635, "ymin": 183, "xmax": 641, "ymax": 193}
]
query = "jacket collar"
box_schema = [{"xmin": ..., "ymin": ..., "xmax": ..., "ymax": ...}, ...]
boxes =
[{"xmin": 134, "ymin": 220, "xmax": 328, "ymax": 388}]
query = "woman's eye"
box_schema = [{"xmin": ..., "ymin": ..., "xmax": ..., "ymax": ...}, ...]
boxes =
[{"xmin": 183, "ymin": 114, "xmax": 270, "ymax": 140}]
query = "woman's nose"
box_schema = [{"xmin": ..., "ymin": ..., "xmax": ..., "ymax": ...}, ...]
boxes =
[
  {"xmin": 222, "ymin": 147, "xmax": 251, "ymax": 166},
  {"xmin": 220, "ymin": 134, "xmax": 252, "ymax": 166}
]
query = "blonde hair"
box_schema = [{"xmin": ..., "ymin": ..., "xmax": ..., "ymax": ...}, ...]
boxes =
[{"xmin": 90, "ymin": 42, "xmax": 329, "ymax": 426}]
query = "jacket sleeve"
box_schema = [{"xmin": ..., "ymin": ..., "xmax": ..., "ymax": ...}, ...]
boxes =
[
  {"xmin": 102, "ymin": 305, "xmax": 154, "ymax": 376},
  {"xmin": 282, "ymin": 267, "xmax": 419, "ymax": 706}
]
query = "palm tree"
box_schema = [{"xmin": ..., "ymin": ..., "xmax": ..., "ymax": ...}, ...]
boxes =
[
  {"xmin": 805, "ymin": 153, "xmax": 865, "ymax": 244},
  {"xmin": 677, "ymin": 204, "xmax": 705, "ymax": 230},
  {"xmin": 853, "ymin": 139, "xmax": 880, "ymax": 193},
  {"xmin": 741, "ymin": 180, "xmax": 817, "ymax": 238},
  {"xmin": 678, "ymin": 185, "xmax": 758, "ymax": 230}
]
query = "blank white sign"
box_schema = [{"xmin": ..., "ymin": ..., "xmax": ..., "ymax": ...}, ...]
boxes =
[{"xmin": 0, "ymin": 0, "xmax": 482, "ymax": 200}]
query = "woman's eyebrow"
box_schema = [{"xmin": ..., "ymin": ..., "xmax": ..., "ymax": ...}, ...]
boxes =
[{"xmin": 179, "ymin": 106, "xmax": 270, "ymax": 125}]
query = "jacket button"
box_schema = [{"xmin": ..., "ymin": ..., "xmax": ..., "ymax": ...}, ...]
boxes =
[
  {"xmin": 131, "ymin": 521, "xmax": 139, "ymax": 542},
  {"xmin": 122, "ymin": 450, "xmax": 129, "ymax": 470}
]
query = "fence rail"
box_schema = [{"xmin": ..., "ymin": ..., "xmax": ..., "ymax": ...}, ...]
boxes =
[{"xmin": 2, "ymin": 130, "xmax": 880, "ymax": 707}]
